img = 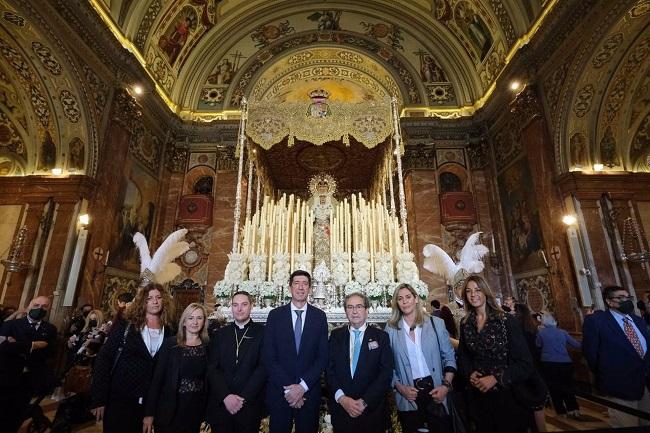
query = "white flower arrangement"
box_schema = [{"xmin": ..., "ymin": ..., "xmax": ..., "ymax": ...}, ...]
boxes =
[
  {"xmin": 365, "ymin": 282, "xmax": 384, "ymax": 299},
  {"xmin": 413, "ymin": 280, "xmax": 430, "ymax": 299},
  {"xmin": 344, "ymin": 280, "xmax": 363, "ymax": 296},
  {"xmin": 214, "ymin": 280, "xmax": 233, "ymax": 298},
  {"xmin": 386, "ymin": 282, "xmax": 400, "ymax": 299},
  {"xmin": 259, "ymin": 281, "xmax": 276, "ymax": 299},
  {"xmin": 238, "ymin": 280, "xmax": 258, "ymax": 296}
]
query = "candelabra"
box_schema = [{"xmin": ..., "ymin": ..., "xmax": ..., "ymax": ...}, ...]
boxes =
[{"xmin": 1, "ymin": 226, "xmax": 30, "ymax": 272}]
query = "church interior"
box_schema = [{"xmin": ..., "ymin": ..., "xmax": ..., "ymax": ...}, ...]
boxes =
[{"xmin": 0, "ymin": 0, "xmax": 649, "ymax": 430}]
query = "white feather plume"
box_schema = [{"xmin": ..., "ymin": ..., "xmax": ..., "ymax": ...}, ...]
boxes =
[
  {"xmin": 132, "ymin": 232, "xmax": 151, "ymax": 274},
  {"xmin": 422, "ymin": 244, "xmax": 460, "ymax": 284},
  {"xmin": 132, "ymin": 228, "xmax": 190, "ymax": 284},
  {"xmin": 458, "ymin": 232, "xmax": 490, "ymax": 274},
  {"xmin": 422, "ymin": 232, "xmax": 490, "ymax": 283}
]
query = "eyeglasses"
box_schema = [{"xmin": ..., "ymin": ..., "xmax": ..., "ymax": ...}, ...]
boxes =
[
  {"xmin": 345, "ymin": 304, "xmax": 366, "ymax": 311},
  {"xmin": 609, "ymin": 296, "xmax": 634, "ymax": 302}
]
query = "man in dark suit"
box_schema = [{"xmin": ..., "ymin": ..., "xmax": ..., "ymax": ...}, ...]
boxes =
[
  {"xmin": 262, "ymin": 270, "xmax": 328, "ymax": 433},
  {"xmin": 327, "ymin": 292, "xmax": 393, "ymax": 433},
  {"xmin": 207, "ymin": 290, "xmax": 266, "ymax": 433},
  {"xmin": 0, "ymin": 295, "xmax": 57, "ymax": 433},
  {"xmin": 583, "ymin": 285, "xmax": 650, "ymax": 427}
]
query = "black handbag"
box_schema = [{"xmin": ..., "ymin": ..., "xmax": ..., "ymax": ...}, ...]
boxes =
[
  {"xmin": 429, "ymin": 317, "xmax": 468, "ymax": 433},
  {"xmin": 511, "ymin": 370, "xmax": 548, "ymax": 410}
]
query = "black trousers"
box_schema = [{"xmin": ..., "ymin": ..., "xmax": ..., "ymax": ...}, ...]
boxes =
[
  {"xmin": 331, "ymin": 401, "xmax": 386, "ymax": 433},
  {"xmin": 468, "ymin": 387, "xmax": 529, "ymax": 433},
  {"xmin": 540, "ymin": 361, "xmax": 579, "ymax": 414},
  {"xmin": 268, "ymin": 396, "xmax": 320, "ymax": 433},
  {"xmin": 0, "ymin": 373, "xmax": 34, "ymax": 433},
  {"xmin": 103, "ymin": 398, "xmax": 145, "ymax": 433},
  {"xmin": 397, "ymin": 390, "xmax": 452, "ymax": 433},
  {"xmin": 211, "ymin": 401, "xmax": 264, "ymax": 433}
]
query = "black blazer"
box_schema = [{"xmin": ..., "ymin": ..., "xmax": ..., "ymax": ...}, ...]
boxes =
[
  {"xmin": 145, "ymin": 337, "xmax": 208, "ymax": 426},
  {"xmin": 206, "ymin": 321, "xmax": 266, "ymax": 424},
  {"xmin": 583, "ymin": 310, "xmax": 650, "ymax": 400},
  {"xmin": 326, "ymin": 324, "xmax": 393, "ymax": 411},
  {"xmin": 91, "ymin": 320, "xmax": 172, "ymax": 408},
  {"xmin": 0, "ymin": 317, "xmax": 57, "ymax": 391}
]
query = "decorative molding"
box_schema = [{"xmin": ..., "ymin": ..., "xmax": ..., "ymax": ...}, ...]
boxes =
[
  {"xmin": 510, "ymin": 85, "xmax": 543, "ymax": 131},
  {"xmin": 164, "ymin": 144, "xmax": 189, "ymax": 173}
]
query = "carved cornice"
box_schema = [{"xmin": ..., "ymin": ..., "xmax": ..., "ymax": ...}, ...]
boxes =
[
  {"xmin": 164, "ymin": 145, "xmax": 189, "ymax": 173},
  {"xmin": 510, "ymin": 85, "xmax": 543, "ymax": 131},
  {"xmin": 556, "ymin": 172, "xmax": 650, "ymax": 201},
  {"xmin": 0, "ymin": 175, "xmax": 96, "ymax": 203},
  {"xmin": 110, "ymin": 89, "xmax": 142, "ymax": 131},
  {"xmin": 403, "ymin": 144, "xmax": 436, "ymax": 170}
]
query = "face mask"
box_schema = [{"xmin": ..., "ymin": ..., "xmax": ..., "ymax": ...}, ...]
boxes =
[
  {"xmin": 617, "ymin": 299, "xmax": 635, "ymax": 315},
  {"xmin": 28, "ymin": 307, "xmax": 46, "ymax": 321},
  {"xmin": 89, "ymin": 320, "xmax": 98, "ymax": 328}
]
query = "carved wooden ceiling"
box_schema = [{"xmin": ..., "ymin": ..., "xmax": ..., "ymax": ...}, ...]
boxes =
[
  {"xmin": 258, "ymin": 136, "xmax": 388, "ymax": 195},
  {"xmin": 91, "ymin": 0, "xmax": 551, "ymax": 119}
]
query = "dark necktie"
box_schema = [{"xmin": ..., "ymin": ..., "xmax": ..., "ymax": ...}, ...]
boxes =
[{"xmin": 294, "ymin": 310, "xmax": 303, "ymax": 353}]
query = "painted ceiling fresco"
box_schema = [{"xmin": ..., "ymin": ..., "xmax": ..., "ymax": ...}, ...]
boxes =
[
  {"xmin": 94, "ymin": 0, "xmax": 549, "ymax": 117},
  {"xmin": 0, "ymin": 2, "xmax": 99, "ymax": 176}
]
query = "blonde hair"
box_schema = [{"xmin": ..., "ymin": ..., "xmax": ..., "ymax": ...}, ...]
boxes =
[
  {"xmin": 176, "ymin": 303, "xmax": 209, "ymax": 346},
  {"xmin": 387, "ymin": 283, "xmax": 428, "ymax": 329},
  {"xmin": 81, "ymin": 309, "xmax": 104, "ymax": 333},
  {"xmin": 461, "ymin": 275, "xmax": 504, "ymax": 318},
  {"xmin": 126, "ymin": 284, "xmax": 175, "ymax": 330}
]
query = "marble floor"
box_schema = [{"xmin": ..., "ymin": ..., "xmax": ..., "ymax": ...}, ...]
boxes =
[{"xmin": 17, "ymin": 396, "xmax": 626, "ymax": 433}]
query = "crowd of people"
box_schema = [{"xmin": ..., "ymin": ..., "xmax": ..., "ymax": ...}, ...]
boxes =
[{"xmin": 0, "ymin": 272, "xmax": 648, "ymax": 433}]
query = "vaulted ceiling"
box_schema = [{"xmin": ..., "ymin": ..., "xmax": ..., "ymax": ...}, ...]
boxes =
[{"xmin": 92, "ymin": 0, "xmax": 551, "ymax": 119}]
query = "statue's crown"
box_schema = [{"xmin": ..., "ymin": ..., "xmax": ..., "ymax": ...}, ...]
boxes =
[{"xmin": 309, "ymin": 88, "xmax": 330, "ymax": 99}]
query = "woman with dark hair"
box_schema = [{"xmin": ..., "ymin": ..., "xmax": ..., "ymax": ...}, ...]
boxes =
[
  {"xmin": 457, "ymin": 275, "xmax": 534, "ymax": 433},
  {"xmin": 514, "ymin": 303, "xmax": 548, "ymax": 432},
  {"xmin": 386, "ymin": 283, "xmax": 457, "ymax": 433},
  {"xmin": 90, "ymin": 283, "xmax": 175, "ymax": 433},
  {"xmin": 143, "ymin": 303, "xmax": 209, "ymax": 433}
]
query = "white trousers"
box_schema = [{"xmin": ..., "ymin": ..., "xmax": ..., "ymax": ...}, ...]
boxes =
[{"xmin": 607, "ymin": 387, "xmax": 650, "ymax": 427}]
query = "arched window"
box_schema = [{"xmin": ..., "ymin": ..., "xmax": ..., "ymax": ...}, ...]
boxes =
[{"xmin": 439, "ymin": 172, "xmax": 462, "ymax": 192}]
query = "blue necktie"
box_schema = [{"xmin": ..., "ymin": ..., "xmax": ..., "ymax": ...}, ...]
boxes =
[
  {"xmin": 294, "ymin": 310, "xmax": 303, "ymax": 353},
  {"xmin": 351, "ymin": 329, "xmax": 361, "ymax": 377}
]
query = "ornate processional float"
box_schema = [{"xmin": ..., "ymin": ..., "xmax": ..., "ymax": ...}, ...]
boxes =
[{"xmin": 214, "ymin": 96, "xmax": 429, "ymax": 322}]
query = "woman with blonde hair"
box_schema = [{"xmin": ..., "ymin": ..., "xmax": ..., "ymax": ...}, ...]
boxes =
[
  {"xmin": 91, "ymin": 283, "xmax": 175, "ymax": 433},
  {"xmin": 457, "ymin": 275, "xmax": 534, "ymax": 433},
  {"xmin": 386, "ymin": 283, "xmax": 457, "ymax": 433},
  {"xmin": 144, "ymin": 302, "xmax": 210, "ymax": 433}
]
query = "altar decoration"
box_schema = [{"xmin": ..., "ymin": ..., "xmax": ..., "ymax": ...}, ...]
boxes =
[
  {"xmin": 246, "ymin": 91, "xmax": 393, "ymax": 149},
  {"xmin": 215, "ymin": 173, "xmax": 419, "ymax": 312},
  {"xmin": 216, "ymin": 96, "xmax": 421, "ymax": 320}
]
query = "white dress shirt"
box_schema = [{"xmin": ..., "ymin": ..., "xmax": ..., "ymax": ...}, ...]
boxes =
[
  {"xmin": 402, "ymin": 319, "xmax": 429, "ymax": 379},
  {"xmin": 290, "ymin": 302, "xmax": 309, "ymax": 392},
  {"xmin": 335, "ymin": 323, "xmax": 367, "ymax": 402}
]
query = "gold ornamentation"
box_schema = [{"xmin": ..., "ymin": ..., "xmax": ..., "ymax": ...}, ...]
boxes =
[{"xmin": 247, "ymin": 98, "xmax": 392, "ymax": 149}]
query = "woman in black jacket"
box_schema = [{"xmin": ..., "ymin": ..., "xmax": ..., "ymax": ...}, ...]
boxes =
[
  {"xmin": 143, "ymin": 302, "xmax": 210, "ymax": 433},
  {"xmin": 457, "ymin": 275, "xmax": 534, "ymax": 433},
  {"xmin": 90, "ymin": 283, "xmax": 175, "ymax": 433}
]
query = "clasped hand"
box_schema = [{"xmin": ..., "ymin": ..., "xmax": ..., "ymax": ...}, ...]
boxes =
[
  {"xmin": 284, "ymin": 384, "xmax": 306, "ymax": 408},
  {"xmin": 339, "ymin": 396, "xmax": 366, "ymax": 418},
  {"xmin": 223, "ymin": 394, "xmax": 245, "ymax": 414},
  {"xmin": 469, "ymin": 371, "xmax": 497, "ymax": 393}
]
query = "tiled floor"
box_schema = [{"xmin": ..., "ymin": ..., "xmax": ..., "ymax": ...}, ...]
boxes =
[{"xmin": 19, "ymin": 396, "xmax": 620, "ymax": 432}]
